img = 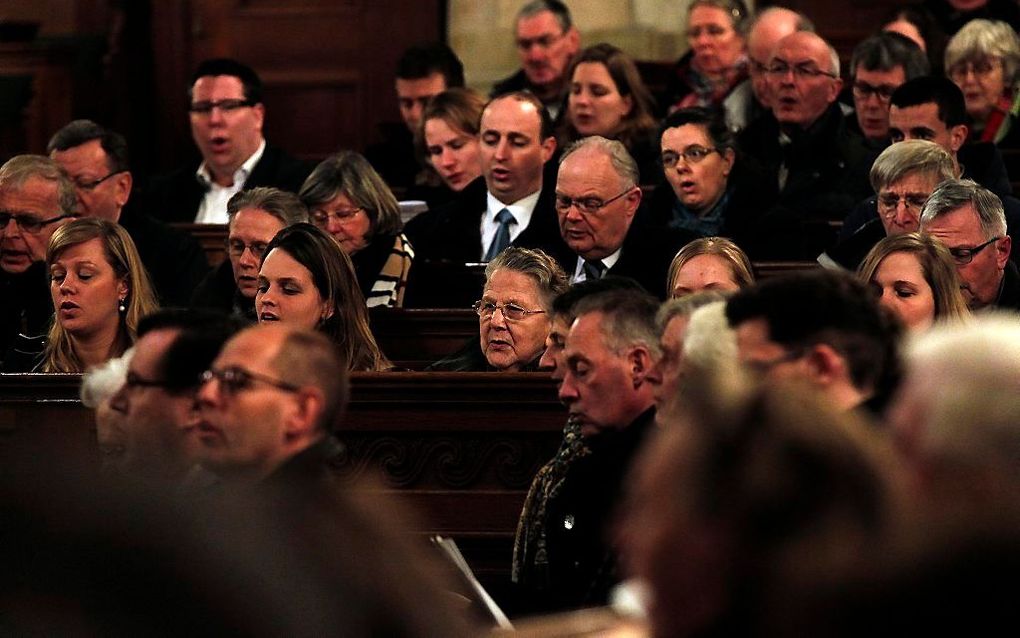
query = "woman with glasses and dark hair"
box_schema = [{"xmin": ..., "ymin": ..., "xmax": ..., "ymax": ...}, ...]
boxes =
[
  {"xmin": 299, "ymin": 151, "xmax": 413, "ymax": 308},
  {"xmin": 647, "ymin": 107, "xmax": 767, "ymax": 254},
  {"xmin": 662, "ymin": 0, "xmax": 752, "ymax": 131},
  {"xmin": 858, "ymin": 232, "xmax": 969, "ymax": 332},
  {"xmin": 944, "ymin": 19, "xmax": 1020, "ymax": 149},
  {"xmin": 5, "ymin": 218, "xmax": 159, "ymax": 372},
  {"xmin": 257, "ymin": 223, "xmax": 390, "ymax": 371},
  {"xmin": 428, "ymin": 246, "xmax": 568, "ymax": 371},
  {"xmin": 191, "ymin": 187, "xmax": 308, "ymax": 321}
]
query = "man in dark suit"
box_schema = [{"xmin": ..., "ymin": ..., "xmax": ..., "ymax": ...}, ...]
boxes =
[
  {"xmin": 48, "ymin": 120, "xmax": 209, "ymax": 306},
  {"xmin": 406, "ymin": 91, "xmax": 567, "ymax": 306},
  {"xmin": 739, "ymin": 31, "xmax": 875, "ymax": 259},
  {"xmin": 145, "ymin": 58, "xmax": 311, "ymax": 224},
  {"xmin": 555, "ymin": 136, "xmax": 693, "ymax": 299}
]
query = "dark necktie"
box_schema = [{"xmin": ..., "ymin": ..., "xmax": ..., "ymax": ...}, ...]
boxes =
[
  {"xmin": 484, "ymin": 208, "xmax": 515, "ymax": 261},
  {"xmin": 583, "ymin": 259, "xmax": 606, "ymax": 281}
]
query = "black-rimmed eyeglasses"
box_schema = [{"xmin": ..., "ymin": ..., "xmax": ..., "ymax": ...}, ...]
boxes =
[{"xmin": 948, "ymin": 237, "xmax": 1001, "ymax": 265}]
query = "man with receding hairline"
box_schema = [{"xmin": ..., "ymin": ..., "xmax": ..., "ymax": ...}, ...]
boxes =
[
  {"xmin": 738, "ymin": 31, "xmax": 874, "ymax": 258},
  {"xmin": 194, "ymin": 324, "xmax": 347, "ymax": 485}
]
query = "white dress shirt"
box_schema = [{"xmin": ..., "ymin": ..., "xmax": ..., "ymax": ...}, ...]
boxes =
[{"xmin": 193, "ymin": 139, "xmax": 266, "ymax": 224}]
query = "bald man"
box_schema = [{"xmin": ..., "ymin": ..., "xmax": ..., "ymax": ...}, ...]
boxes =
[
  {"xmin": 746, "ymin": 7, "xmax": 814, "ymax": 110},
  {"xmin": 738, "ymin": 31, "xmax": 875, "ymax": 259}
]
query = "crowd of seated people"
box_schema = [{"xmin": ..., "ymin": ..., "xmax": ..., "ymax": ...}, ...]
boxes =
[{"xmin": 3, "ymin": 0, "xmax": 1020, "ymax": 634}]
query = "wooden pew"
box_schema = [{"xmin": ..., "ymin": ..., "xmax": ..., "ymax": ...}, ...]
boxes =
[
  {"xmin": 370, "ymin": 308, "xmax": 477, "ymax": 369},
  {"xmin": 171, "ymin": 223, "xmax": 228, "ymax": 267},
  {"xmin": 0, "ymin": 372, "xmax": 566, "ymax": 583}
]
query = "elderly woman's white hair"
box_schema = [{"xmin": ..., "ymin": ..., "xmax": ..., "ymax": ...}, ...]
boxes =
[
  {"xmin": 80, "ymin": 347, "xmax": 134, "ymax": 409},
  {"xmin": 682, "ymin": 301, "xmax": 739, "ymax": 380}
]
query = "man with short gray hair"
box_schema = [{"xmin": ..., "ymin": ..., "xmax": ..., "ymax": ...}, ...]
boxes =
[
  {"xmin": 555, "ymin": 136, "xmax": 694, "ymax": 297},
  {"xmin": 513, "ymin": 288, "xmax": 659, "ymax": 612},
  {"xmin": 492, "ymin": 0, "xmax": 580, "ymax": 121},
  {"xmin": 920, "ymin": 178, "xmax": 1018, "ymax": 311},
  {"xmin": 0, "ymin": 155, "xmax": 77, "ymax": 366}
]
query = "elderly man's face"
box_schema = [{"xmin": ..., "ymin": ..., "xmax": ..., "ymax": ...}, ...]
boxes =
[
  {"xmin": 479, "ymin": 97, "xmax": 555, "ymax": 205},
  {"xmin": 559, "ymin": 311, "xmax": 642, "ymax": 435},
  {"xmin": 650, "ymin": 314, "xmax": 690, "ymax": 409},
  {"xmin": 0, "ymin": 176, "xmax": 69, "ymax": 274},
  {"xmin": 767, "ymin": 32, "xmax": 842, "ymax": 129},
  {"xmin": 228, "ymin": 208, "xmax": 285, "ymax": 299},
  {"xmin": 924, "ymin": 203, "xmax": 1011, "ymax": 310},
  {"xmin": 747, "ymin": 11, "xmax": 800, "ymax": 107},
  {"xmin": 189, "ymin": 74, "xmax": 265, "ymax": 184},
  {"xmin": 51, "ymin": 139, "xmax": 132, "ymax": 222},
  {"xmin": 877, "ymin": 171, "xmax": 940, "ymax": 235},
  {"xmin": 853, "ymin": 65, "xmax": 906, "ymax": 140},
  {"xmin": 556, "ymin": 148, "xmax": 640, "ymax": 260},
  {"xmin": 194, "ymin": 327, "xmax": 297, "ymax": 477},
  {"xmin": 478, "ymin": 268, "xmax": 551, "ymax": 371},
  {"xmin": 515, "ymin": 10, "xmax": 579, "ymax": 92},
  {"xmin": 109, "ymin": 329, "xmax": 200, "ymax": 478}
]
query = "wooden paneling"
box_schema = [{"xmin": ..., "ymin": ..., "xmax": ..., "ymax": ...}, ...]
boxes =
[
  {"xmin": 0, "ymin": 371, "xmax": 566, "ymax": 581},
  {"xmin": 145, "ymin": 0, "xmax": 443, "ymax": 171}
]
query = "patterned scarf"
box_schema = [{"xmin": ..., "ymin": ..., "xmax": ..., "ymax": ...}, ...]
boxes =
[{"xmin": 511, "ymin": 416, "xmax": 592, "ymax": 587}]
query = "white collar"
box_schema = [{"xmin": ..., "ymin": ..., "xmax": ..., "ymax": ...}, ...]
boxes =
[{"xmin": 195, "ymin": 138, "xmax": 266, "ymax": 188}]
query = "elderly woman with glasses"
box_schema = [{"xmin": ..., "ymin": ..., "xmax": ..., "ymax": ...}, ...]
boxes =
[
  {"xmin": 647, "ymin": 107, "xmax": 765, "ymax": 253},
  {"xmin": 428, "ymin": 247, "xmax": 568, "ymax": 372},
  {"xmin": 945, "ymin": 19, "xmax": 1020, "ymax": 149},
  {"xmin": 299, "ymin": 151, "xmax": 414, "ymax": 308},
  {"xmin": 825, "ymin": 140, "xmax": 958, "ymax": 271}
]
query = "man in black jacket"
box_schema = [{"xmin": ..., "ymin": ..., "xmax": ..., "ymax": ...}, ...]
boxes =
[
  {"xmin": 145, "ymin": 58, "xmax": 311, "ymax": 224},
  {"xmin": 739, "ymin": 31, "xmax": 875, "ymax": 259},
  {"xmin": 48, "ymin": 120, "xmax": 209, "ymax": 305}
]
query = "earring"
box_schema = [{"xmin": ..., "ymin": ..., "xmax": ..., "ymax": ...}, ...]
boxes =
[{"xmin": 119, "ymin": 298, "xmax": 126, "ymax": 313}]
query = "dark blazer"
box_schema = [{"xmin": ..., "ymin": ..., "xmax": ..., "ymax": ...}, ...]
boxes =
[
  {"xmin": 119, "ymin": 202, "xmax": 210, "ymax": 306},
  {"xmin": 0, "ymin": 262, "xmax": 52, "ymax": 369},
  {"xmin": 144, "ymin": 142, "xmax": 313, "ymax": 223},
  {"xmin": 561, "ymin": 223, "xmax": 697, "ymax": 300},
  {"xmin": 405, "ymin": 176, "xmax": 570, "ymax": 308},
  {"xmin": 738, "ymin": 104, "xmax": 877, "ymax": 259},
  {"xmin": 190, "ymin": 259, "xmax": 257, "ymax": 323}
]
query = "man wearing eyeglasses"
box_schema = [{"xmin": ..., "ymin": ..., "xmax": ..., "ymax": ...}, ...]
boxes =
[
  {"xmin": 191, "ymin": 187, "xmax": 308, "ymax": 321},
  {"xmin": 194, "ymin": 324, "xmax": 347, "ymax": 485},
  {"xmin": 726, "ymin": 269, "xmax": 902, "ymax": 414},
  {"xmin": 738, "ymin": 31, "xmax": 874, "ymax": 258},
  {"xmin": 145, "ymin": 58, "xmax": 311, "ymax": 224},
  {"xmin": 491, "ymin": 0, "xmax": 580, "ymax": 121},
  {"xmin": 554, "ymin": 136, "xmax": 693, "ymax": 299},
  {"xmin": 47, "ymin": 120, "xmax": 209, "ymax": 306},
  {"xmin": 921, "ymin": 179, "xmax": 1019, "ymax": 311},
  {"xmin": 108, "ymin": 309, "xmax": 243, "ymax": 483},
  {"xmin": 0, "ymin": 155, "xmax": 76, "ymax": 367},
  {"xmin": 847, "ymin": 32, "xmax": 929, "ymax": 144}
]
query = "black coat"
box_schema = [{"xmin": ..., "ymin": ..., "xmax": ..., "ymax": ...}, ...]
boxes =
[
  {"xmin": 0, "ymin": 261, "xmax": 51, "ymax": 369},
  {"xmin": 144, "ymin": 143, "xmax": 313, "ymax": 223},
  {"xmin": 119, "ymin": 202, "xmax": 210, "ymax": 306},
  {"xmin": 190, "ymin": 259, "xmax": 257, "ymax": 323},
  {"xmin": 517, "ymin": 407, "xmax": 656, "ymax": 613},
  {"xmin": 404, "ymin": 176, "xmax": 570, "ymax": 308},
  {"xmin": 738, "ymin": 104, "xmax": 877, "ymax": 259}
]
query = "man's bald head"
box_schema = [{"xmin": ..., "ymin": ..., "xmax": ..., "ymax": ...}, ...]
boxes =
[
  {"xmin": 747, "ymin": 7, "xmax": 814, "ymax": 107},
  {"xmin": 768, "ymin": 31, "xmax": 843, "ymax": 130}
]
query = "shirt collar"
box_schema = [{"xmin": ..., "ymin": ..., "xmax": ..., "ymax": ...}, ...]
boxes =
[
  {"xmin": 485, "ymin": 189, "xmax": 542, "ymax": 226},
  {"xmin": 195, "ymin": 138, "xmax": 266, "ymax": 188}
]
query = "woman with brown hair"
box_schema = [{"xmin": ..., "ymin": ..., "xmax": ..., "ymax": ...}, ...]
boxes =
[
  {"xmin": 560, "ymin": 43, "xmax": 660, "ymax": 181},
  {"xmin": 667, "ymin": 236, "xmax": 755, "ymax": 298},
  {"xmin": 257, "ymin": 223, "xmax": 390, "ymax": 371}
]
